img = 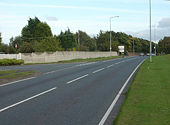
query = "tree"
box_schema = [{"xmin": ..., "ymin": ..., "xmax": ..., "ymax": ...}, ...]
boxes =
[
  {"xmin": 0, "ymin": 33, "xmax": 1, "ymax": 43},
  {"xmin": 76, "ymin": 30, "xmax": 96, "ymax": 51},
  {"xmin": 59, "ymin": 29, "xmax": 77, "ymax": 51},
  {"xmin": 9, "ymin": 36, "xmax": 22, "ymax": 50},
  {"xmin": 158, "ymin": 37, "xmax": 170, "ymax": 54},
  {"xmin": 19, "ymin": 42, "xmax": 34, "ymax": 53},
  {"xmin": 21, "ymin": 17, "xmax": 52, "ymax": 42},
  {"xmin": 34, "ymin": 36, "xmax": 62, "ymax": 52},
  {"xmin": 0, "ymin": 43, "xmax": 9, "ymax": 54}
]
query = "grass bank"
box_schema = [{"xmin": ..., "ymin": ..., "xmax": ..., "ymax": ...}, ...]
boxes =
[
  {"xmin": 0, "ymin": 70, "xmax": 39, "ymax": 84},
  {"xmin": 114, "ymin": 55, "xmax": 170, "ymax": 125},
  {"xmin": 58, "ymin": 56, "xmax": 120, "ymax": 63}
]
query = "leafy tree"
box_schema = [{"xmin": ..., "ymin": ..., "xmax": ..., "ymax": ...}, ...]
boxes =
[
  {"xmin": 76, "ymin": 30, "xmax": 96, "ymax": 51},
  {"xmin": 158, "ymin": 37, "xmax": 170, "ymax": 54},
  {"xmin": 0, "ymin": 33, "xmax": 1, "ymax": 43},
  {"xmin": 59, "ymin": 29, "xmax": 77, "ymax": 51},
  {"xmin": 9, "ymin": 36, "xmax": 23, "ymax": 50},
  {"xmin": 19, "ymin": 42, "xmax": 34, "ymax": 53},
  {"xmin": 34, "ymin": 36, "xmax": 62, "ymax": 52},
  {"xmin": 0, "ymin": 43, "xmax": 9, "ymax": 54},
  {"xmin": 21, "ymin": 17, "xmax": 52, "ymax": 42}
]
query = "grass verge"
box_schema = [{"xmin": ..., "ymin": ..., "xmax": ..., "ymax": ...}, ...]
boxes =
[
  {"xmin": 0, "ymin": 70, "xmax": 39, "ymax": 84},
  {"xmin": 114, "ymin": 55, "xmax": 170, "ymax": 125},
  {"xmin": 58, "ymin": 56, "xmax": 120, "ymax": 63}
]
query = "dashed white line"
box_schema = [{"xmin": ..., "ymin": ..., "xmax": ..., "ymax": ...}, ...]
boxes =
[
  {"xmin": 0, "ymin": 77, "xmax": 36, "ymax": 87},
  {"xmin": 0, "ymin": 87, "xmax": 57, "ymax": 113},
  {"xmin": 107, "ymin": 64, "xmax": 114, "ymax": 68},
  {"xmin": 44, "ymin": 62, "xmax": 97, "ymax": 75},
  {"xmin": 92, "ymin": 68, "xmax": 105, "ymax": 74},
  {"xmin": 98, "ymin": 59, "xmax": 146, "ymax": 125},
  {"xmin": 67, "ymin": 74, "xmax": 89, "ymax": 84}
]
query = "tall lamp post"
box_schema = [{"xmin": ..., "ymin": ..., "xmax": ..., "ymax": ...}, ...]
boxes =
[
  {"xmin": 149, "ymin": 0, "xmax": 152, "ymax": 62},
  {"xmin": 110, "ymin": 16, "xmax": 119, "ymax": 56}
]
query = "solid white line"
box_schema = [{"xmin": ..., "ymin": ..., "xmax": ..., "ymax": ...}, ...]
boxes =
[
  {"xmin": 0, "ymin": 87, "xmax": 57, "ymax": 113},
  {"xmin": 98, "ymin": 59, "xmax": 146, "ymax": 125},
  {"xmin": 0, "ymin": 77, "xmax": 36, "ymax": 87},
  {"xmin": 67, "ymin": 74, "xmax": 89, "ymax": 84},
  {"xmin": 93, "ymin": 68, "xmax": 105, "ymax": 74}
]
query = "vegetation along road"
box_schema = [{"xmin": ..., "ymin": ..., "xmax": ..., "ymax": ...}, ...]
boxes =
[{"xmin": 114, "ymin": 55, "xmax": 170, "ymax": 125}]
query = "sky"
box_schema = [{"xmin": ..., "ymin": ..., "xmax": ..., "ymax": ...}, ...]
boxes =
[{"xmin": 0, "ymin": 0, "xmax": 170, "ymax": 44}]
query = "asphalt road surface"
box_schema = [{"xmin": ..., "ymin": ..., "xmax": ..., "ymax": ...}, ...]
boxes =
[{"xmin": 0, "ymin": 56, "xmax": 147, "ymax": 125}]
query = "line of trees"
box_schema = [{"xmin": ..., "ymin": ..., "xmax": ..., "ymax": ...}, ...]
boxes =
[
  {"xmin": 0, "ymin": 17, "xmax": 159, "ymax": 54},
  {"xmin": 158, "ymin": 37, "xmax": 170, "ymax": 54}
]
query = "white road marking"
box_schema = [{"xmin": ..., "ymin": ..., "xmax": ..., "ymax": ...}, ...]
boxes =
[
  {"xmin": 0, "ymin": 77, "xmax": 36, "ymax": 87},
  {"xmin": 76, "ymin": 62, "xmax": 97, "ymax": 67},
  {"xmin": 43, "ymin": 66, "xmax": 76, "ymax": 75},
  {"xmin": 44, "ymin": 62, "xmax": 97, "ymax": 75},
  {"xmin": 92, "ymin": 68, "xmax": 105, "ymax": 74},
  {"xmin": 98, "ymin": 59, "xmax": 146, "ymax": 125},
  {"xmin": 115, "ymin": 62, "xmax": 121, "ymax": 65},
  {"xmin": 107, "ymin": 64, "xmax": 114, "ymax": 68},
  {"xmin": 67, "ymin": 74, "xmax": 89, "ymax": 84},
  {"xmin": 0, "ymin": 87, "xmax": 57, "ymax": 113}
]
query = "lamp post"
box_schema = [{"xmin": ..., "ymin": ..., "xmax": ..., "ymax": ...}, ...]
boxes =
[
  {"xmin": 149, "ymin": 0, "xmax": 152, "ymax": 62},
  {"xmin": 110, "ymin": 16, "xmax": 119, "ymax": 56}
]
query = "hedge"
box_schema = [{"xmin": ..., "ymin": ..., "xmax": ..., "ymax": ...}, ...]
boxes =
[{"xmin": 0, "ymin": 59, "xmax": 24, "ymax": 66}]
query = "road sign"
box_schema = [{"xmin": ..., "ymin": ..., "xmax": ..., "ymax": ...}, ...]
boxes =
[{"xmin": 118, "ymin": 46, "xmax": 124, "ymax": 52}]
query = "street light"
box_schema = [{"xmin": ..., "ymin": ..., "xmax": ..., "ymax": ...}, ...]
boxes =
[
  {"xmin": 149, "ymin": 0, "xmax": 152, "ymax": 62},
  {"xmin": 110, "ymin": 16, "xmax": 119, "ymax": 56}
]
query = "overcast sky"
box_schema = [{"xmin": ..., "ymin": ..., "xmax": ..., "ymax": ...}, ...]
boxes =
[{"xmin": 0, "ymin": 0, "xmax": 170, "ymax": 44}]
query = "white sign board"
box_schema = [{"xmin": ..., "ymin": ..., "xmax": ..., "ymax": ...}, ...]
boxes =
[{"xmin": 118, "ymin": 46, "xmax": 124, "ymax": 52}]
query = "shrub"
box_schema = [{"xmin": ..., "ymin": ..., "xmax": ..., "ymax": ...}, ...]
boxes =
[{"xmin": 0, "ymin": 59, "xmax": 24, "ymax": 66}]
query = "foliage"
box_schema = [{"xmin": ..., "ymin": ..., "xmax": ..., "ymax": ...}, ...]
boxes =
[
  {"xmin": 0, "ymin": 32, "xmax": 2, "ymax": 51},
  {"xmin": 96, "ymin": 31, "xmax": 153, "ymax": 53},
  {"xmin": 2, "ymin": 17, "xmax": 158, "ymax": 54},
  {"xmin": 59, "ymin": 29, "xmax": 77, "ymax": 51},
  {"xmin": 0, "ymin": 43, "xmax": 9, "ymax": 54},
  {"xmin": 158, "ymin": 37, "xmax": 170, "ymax": 54},
  {"xmin": 0, "ymin": 32, "xmax": 2, "ymax": 45},
  {"xmin": 19, "ymin": 42, "xmax": 34, "ymax": 53},
  {"xmin": 114, "ymin": 55, "xmax": 170, "ymax": 125},
  {"xmin": 21, "ymin": 17, "xmax": 52, "ymax": 42},
  {"xmin": 76, "ymin": 30, "xmax": 96, "ymax": 51},
  {"xmin": 33, "ymin": 36, "xmax": 62, "ymax": 52},
  {"xmin": 0, "ymin": 59, "xmax": 24, "ymax": 66}
]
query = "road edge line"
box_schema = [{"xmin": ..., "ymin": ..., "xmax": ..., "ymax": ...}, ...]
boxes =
[{"xmin": 98, "ymin": 59, "xmax": 146, "ymax": 125}]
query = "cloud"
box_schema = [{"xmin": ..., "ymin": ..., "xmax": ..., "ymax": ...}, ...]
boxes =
[
  {"xmin": 158, "ymin": 18, "xmax": 170, "ymax": 28},
  {"xmin": 46, "ymin": 16, "xmax": 58, "ymax": 21}
]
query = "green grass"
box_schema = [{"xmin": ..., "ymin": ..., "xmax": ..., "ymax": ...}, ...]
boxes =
[
  {"xmin": 58, "ymin": 56, "xmax": 120, "ymax": 63},
  {"xmin": 114, "ymin": 55, "xmax": 170, "ymax": 125},
  {"xmin": 0, "ymin": 70, "xmax": 38, "ymax": 80}
]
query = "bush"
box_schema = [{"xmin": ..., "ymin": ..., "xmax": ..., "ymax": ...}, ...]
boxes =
[{"xmin": 0, "ymin": 59, "xmax": 24, "ymax": 66}]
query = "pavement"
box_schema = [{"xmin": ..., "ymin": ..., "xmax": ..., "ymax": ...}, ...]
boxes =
[{"xmin": 0, "ymin": 56, "xmax": 147, "ymax": 125}]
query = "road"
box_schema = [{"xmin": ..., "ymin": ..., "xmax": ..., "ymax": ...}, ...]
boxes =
[{"xmin": 0, "ymin": 56, "xmax": 146, "ymax": 125}]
